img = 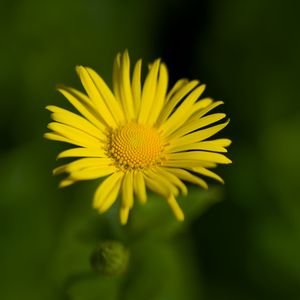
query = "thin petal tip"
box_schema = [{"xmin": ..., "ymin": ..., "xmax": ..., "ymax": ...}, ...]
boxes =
[
  {"xmin": 178, "ymin": 214, "xmax": 185, "ymax": 222},
  {"xmin": 58, "ymin": 179, "xmax": 73, "ymax": 188},
  {"xmin": 43, "ymin": 132, "xmax": 51, "ymax": 140},
  {"xmin": 45, "ymin": 105, "xmax": 54, "ymax": 111},
  {"xmin": 75, "ymin": 65, "xmax": 86, "ymax": 76},
  {"xmin": 225, "ymin": 157, "xmax": 233, "ymax": 164}
]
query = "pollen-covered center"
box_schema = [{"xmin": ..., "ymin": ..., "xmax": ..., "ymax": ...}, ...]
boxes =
[{"xmin": 107, "ymin": 123, "xmax": 163, "ymax": 169}]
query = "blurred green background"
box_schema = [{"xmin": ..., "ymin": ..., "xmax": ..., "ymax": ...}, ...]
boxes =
[{"xmin": 1, "ymin": 0, "xmax": 300, "ymax": 299}]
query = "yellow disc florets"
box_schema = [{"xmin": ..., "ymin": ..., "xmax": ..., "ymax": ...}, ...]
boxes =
[{"xmin": 106, "ymin": 123, "xmax": 163, "ymax": 170}]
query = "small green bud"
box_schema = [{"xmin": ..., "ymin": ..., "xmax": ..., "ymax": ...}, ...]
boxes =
[{"xmin": 90, "ymin": 240, "xmax": 129, "ymax": 276}]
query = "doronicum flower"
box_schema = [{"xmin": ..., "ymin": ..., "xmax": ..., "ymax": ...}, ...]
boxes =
[{"xmin": 45, "ymin": 50, "xmax": 231, "ymax": 225}]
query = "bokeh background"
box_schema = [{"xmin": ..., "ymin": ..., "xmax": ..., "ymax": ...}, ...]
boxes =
[{"xmin": 1, "ymin": 0, "xmax": 300, "ymax": 299}]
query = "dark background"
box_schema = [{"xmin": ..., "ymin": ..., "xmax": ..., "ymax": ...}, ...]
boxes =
[{"xmin": 1, "ymin": 0, "xmax": 300, "ymax": 299}]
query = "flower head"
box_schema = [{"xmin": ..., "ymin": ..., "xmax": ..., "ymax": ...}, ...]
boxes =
[{"xmin": 45, "ymin": 50, "xmax": 231, "ymax": 224}]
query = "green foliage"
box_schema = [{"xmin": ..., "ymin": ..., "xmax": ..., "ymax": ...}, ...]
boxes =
[{"xmin": 48, "ymin": 186, "xmax": 218, "ymax": 299}]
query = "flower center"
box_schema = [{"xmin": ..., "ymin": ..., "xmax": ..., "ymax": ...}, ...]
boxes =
[{"xmin": 107, "ymin": 123, "xmax": 163, "ymax": 169}]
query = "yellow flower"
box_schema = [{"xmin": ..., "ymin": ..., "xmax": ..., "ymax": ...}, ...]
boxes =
[{"xmin": 45, "ymin": 50, "xmax": 231, "ymax": 225}]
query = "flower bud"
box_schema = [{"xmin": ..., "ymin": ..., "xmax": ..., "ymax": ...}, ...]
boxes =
[{"xmin": 90, "ymin": 240, "xmax": 129, "ymax": 276}]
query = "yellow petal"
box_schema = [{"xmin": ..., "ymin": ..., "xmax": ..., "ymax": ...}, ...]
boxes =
[
  {"xmin": 157, "ymin": 168, "xmax": 188, "ymax": 196},
  {"xmin": 131, "ymin": 59, "xmax": 142, "ymax": 113},
  {"xmin": 192, "ymin": 167, "xmax": 224, "ymax": 184},
  {"xmin": 112, "ymin": 52, "xmax": 122, "ymax": 102},
  {"xmin": 162, "ymin": 160, "xmax": 214, "ymax": 169},
  {"xmin": 93, "ymin": 172, "xmax": 123, "ymax": 212},
  {"xmin": 70, "ymin": 166, "xmax": 116, "ymax": 180},
  {"xmin": 133, "ymin": 171, "xmax": 147, "ymax": 204},
  {"xmin": 47, "ymin": 122, "xmax": 102, "ymax": 148},
  {"xmin": 192, "ymin": 97, "xmax": 213, "ymax": 110},
  {"xmin": 189, "ymin": 100, "xmax": 224, "ymax": 123},
  {"xmin": 166, "ymin": 194, "xmax": 184, "ymax": 221},
  {"xmin": 85, "ymin": 67, "xmax": 125, "ymax": 123},
  {"xmin": 44, "ymin": 132, "xmax": 77, "ymax": 146},
  {"xmin": 213, "ymin": 138, "xmax": 232, "ymax": 147},
  {"xmin": 138, "ymin": 59, "xmax": 161, "ymax": 124},
  {"xmin": 156, "ymin": 80, "xmax": 199, "ymax": 126},
  {"xmin": 119, "ymin": 50, "xmax": 135, "ymax": 120},
  {"xmin": 167, "ymin": 113, "xmax": 226, "ymax": 141},
  {"xmin": 76, "ymin": 66, "xmax": 117, "ymax": 127},
  {"xmin": 160, "ymin": 84, "xmax": 206, "ymax": 137},
  {"xmin": 120, "ymin": 205, "xmax": 130, "ymax": 225},
  {"xmin": 167, "ymin": 151, "xmax": 232, "ymax": 164},
  {"xmin": 54, "ymin": 158, "xmax": 112, "ymax": 175},
  {"xmin": 58, "ymin": 177, "xmax": 75, "ymax": 188},
  {"xmin": 165, "ymin": 168, "xmax": 208, "ymax": 189},
  {"xmin": 144, "ymin": 169, "xmax": 179, "ymax": 197},
  {"xmin": 45, "ymin": 132, "xmax": 96, "ymax": 149},
  {"xmin": 169, "ymin": 120, "xmax": 230, "ymax": 148},
  {"xmin": 122, "ymin": 171, "xmax": 134, "ymax": 208},
  {"xmin": 147, "ymin": 63, "xmax": 168, "ymax": 126},
  {"xmin": 165, "ymin": 141, "xmax": 228, "ymax": 153},
  {"xmin": 144, "ymin": 175, "xmax": 170, "ymax": 198},
  {"xmin": 57, "ymin": 147, "xmax": 106, "ymax": 159},
  {"xmin": 47, "ymin": 105, "xmax": 105, "ymax": 140},
  {"xmin": 165, "ymin": 79, "xmax": 188, "ymax": 102},
  {"xmin": 57, "ymin": 85, "xmax": 106, "ymax": 131}
]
